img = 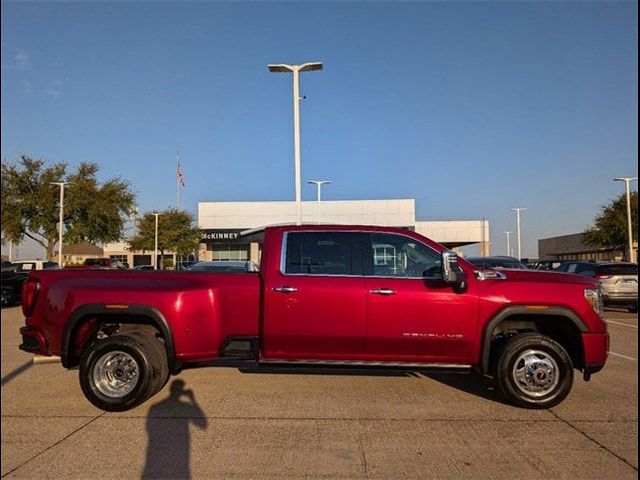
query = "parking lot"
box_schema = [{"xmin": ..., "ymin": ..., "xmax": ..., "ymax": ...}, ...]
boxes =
[{"xmin": 1, "ymin": 306, "xmax": 637, "ymax": 479}]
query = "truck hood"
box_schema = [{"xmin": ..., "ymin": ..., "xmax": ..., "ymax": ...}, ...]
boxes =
[{"xmin": 475, "ymin": 268, "xmax": 597, "ymax": 286}]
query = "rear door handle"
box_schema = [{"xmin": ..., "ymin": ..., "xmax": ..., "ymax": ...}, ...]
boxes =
[
  {"xmin": 370, "ymin": 289, "xmax": 396, "ymax": 295},
  {"xmin": 273, "ymin": 286, "xmax": 298, "ymax": 293}
]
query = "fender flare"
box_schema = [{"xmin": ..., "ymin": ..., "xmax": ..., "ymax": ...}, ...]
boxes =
[
  {"xmin": 61, "ymin": 304, "xmax": 176, "ymax": 370},
  {"xmin": 479, "ymin": 306, "xmax": 588, "ymax": 374}
]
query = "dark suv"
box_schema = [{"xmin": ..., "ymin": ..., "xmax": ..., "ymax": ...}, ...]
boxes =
[{"xmin": 556, "ymin": 261, "xmax": 638, "ymax": 312}]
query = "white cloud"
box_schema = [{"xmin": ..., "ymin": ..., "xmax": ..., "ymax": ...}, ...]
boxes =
[
  {"xmin": 45, "ymin": 88, "xmax": 61, "ymax": 99},
  {"xmin": 14, "ymin": 50, "xmax": 32, "ymax": 71},
  {"xmin": 45, "ymin": 79, "xmax": 63, "ymax": 98},
  {"xmin": 22, "ymin": 80, "xmax": 32, "ymax": 94}
]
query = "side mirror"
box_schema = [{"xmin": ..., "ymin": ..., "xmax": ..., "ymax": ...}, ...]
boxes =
[{"xmin": 442, "ymin": 251, "xmax": 464, "ymax": 284}]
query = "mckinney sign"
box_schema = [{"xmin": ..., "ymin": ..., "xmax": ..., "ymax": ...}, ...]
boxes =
[{"xmin": 201, "ymin": 229, "xmax": 245, "ymax": 242}]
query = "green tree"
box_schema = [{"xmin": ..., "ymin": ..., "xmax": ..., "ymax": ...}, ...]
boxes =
[
  {"xmin": 585, "ymin": 191, "xmax": 638, "ymax": 257},
  {"xmin": 129, "ymin": 209, "xmax": 201, "ymax": 267},
  {"xmin": 1, "ymin": 155, "xmax": 136, "ymax": 260}
]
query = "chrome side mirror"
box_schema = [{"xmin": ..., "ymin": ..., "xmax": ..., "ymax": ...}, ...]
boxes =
[{"xmin": 442, "ymin": 251, "xmax": 461, "ymax": 284}]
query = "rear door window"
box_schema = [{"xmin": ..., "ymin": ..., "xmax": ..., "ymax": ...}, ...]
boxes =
[
  {"xmin": 598, "ymin": 264, "xmax": 638, "ymax": 276},
  {"xmin": 284, "ymin": 232, "xmax": 365, "ymax": 276},
  {"xmin": 576, "ymin": 263, "xmax": 597, "ymax": 276}
]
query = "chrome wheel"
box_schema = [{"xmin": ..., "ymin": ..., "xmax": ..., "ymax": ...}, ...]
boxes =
[
  {"xmin": 92, "ymin": 350, "xmax": 140, "ymax": 398},
  {"xmin": 512, "ymin": 349, "xmax": 559, "ymax": 398}
]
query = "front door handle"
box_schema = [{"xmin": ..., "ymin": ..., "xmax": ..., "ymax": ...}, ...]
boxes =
[
  {"xmin": 370, "ymin": 288, "xmax": 396, "ymax": 295},
  {"xmin": 273, "ymin": 286, "xmax": 298, "ymax": 293}
]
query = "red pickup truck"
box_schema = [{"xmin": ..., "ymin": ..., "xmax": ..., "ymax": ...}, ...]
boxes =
[{"xmin": 19, "ymin": 225, "xmax": 609, "ymax": 411}]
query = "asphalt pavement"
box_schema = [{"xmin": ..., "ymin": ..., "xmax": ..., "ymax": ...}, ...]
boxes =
[{"xmin": 1, "ymin": 306, "xmax": 637, "ymax": 479}]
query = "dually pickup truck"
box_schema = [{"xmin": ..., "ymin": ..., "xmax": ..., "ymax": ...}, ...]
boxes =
[{"xmin": 19, "ymin": 225, "xmax": 609, "ymax": 411}]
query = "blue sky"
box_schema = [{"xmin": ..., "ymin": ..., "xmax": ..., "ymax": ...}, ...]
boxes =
[{"xmin": 1, "ymin": 1, "xmax": 637, "ymax": 259}]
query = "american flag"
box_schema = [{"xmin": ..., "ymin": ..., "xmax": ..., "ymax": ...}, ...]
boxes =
[{"xmin": 177, "ymin": 162, "xmax": 186, "ymax": 187}]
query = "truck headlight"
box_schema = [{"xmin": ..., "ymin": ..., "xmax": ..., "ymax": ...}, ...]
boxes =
[{"xmin": 584, "ymin": 288, "xmax": 604, "ymax": 318}]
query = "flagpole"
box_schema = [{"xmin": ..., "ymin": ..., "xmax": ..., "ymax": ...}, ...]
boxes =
[{"xmin": 176, "ymin": 150, "xmax": 180, "ymax": 210}]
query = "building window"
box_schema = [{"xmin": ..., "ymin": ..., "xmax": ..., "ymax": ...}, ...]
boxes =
[{"xmin": 212, "ymin": 243, "xmax": 249, "ymax": 261}]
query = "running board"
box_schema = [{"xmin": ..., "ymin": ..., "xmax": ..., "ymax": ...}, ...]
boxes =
[
  {"xmin": 259, "ymin": 359, "xmax": 472, "ymax": 370},
  {"xmin": 181, "ymin": 358, "xmax": 472, "ymax": 374}
]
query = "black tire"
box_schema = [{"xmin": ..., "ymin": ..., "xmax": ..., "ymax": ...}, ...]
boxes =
[
  {"xmin": 495, "ymin": 333, "xmax": 573, "ymax": 409},
  {"xmin": 79, "ymin": 334, "xmax": 163, "ymax": 412},
  {"xmin": 127, "ymin": 331, "xmax": 170, "ymax": 397},
  {"xmin": 628, "ymin": 304, "xmax": 638, "ymax": 314}
]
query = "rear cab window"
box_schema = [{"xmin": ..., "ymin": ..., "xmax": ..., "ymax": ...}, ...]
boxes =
[{"xmin": 283, "ymin": 232, "xmax": 364, "ymax": 276}]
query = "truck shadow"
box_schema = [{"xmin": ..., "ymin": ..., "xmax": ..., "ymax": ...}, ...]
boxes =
[
  {"xmin": 420, "ymin": 372, "xmax": 510, "ymax": 405},
  {"xmin": 142, "ymin": 379, "xmax": 208, "ymax": 480},
  {"xmin": 236, "ymin": 365, "xmax": 509, "ymax": 406}
]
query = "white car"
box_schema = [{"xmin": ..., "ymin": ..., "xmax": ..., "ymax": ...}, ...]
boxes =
[{"xmin": 10, "ymin": 260, "xmax": 59, "ymax": 271}]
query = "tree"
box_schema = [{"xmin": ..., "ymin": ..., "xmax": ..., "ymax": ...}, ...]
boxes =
[
  {"xmin": 1, "ymin": 155, "xmax": 136, "ymax": 260},
  {"xmin": 129, "ymin": 209, "xmax": 201, "ymax": 266},
  {"xmin": 585, "ymin": 191, "xmax": 638, "ymax": 257}
]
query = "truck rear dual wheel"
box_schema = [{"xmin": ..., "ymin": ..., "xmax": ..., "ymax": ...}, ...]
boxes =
[
  {"xmin": 496, "ymin": 333, "xmax": 573, "ymax": 409},
  {"xmin": 79, "ymin": 332, "xmax": 169, "ymax": 412}
]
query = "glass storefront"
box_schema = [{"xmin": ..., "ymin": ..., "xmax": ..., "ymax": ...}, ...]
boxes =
[{"xmin": 210, "ymin": 243, "xmax": 250, "ymax": 261}]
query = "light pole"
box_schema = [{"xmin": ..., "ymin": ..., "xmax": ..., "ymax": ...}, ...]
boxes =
[
  {"xmin": 152, "ymin": 212, "xmax": 163, "ymax": 270},
  {"xmin": 307, "ymin": 180, "xmax": 331, "ymax": 223},
  {"xmin": 268, "ymin": 61, "xmax": 323, "ymax": 225},
  {"xmin": 614, "ymin": 177, "xmax": 638, "ymax": 262},
  {"xmin": 504, "ymin": 231, "xmax": 513, "ymax": 257},
  {"xmin": 50, "ymin": 182, "xmax": 71, "ymax": 266},
  {"xmin": 511, "ymin": 208, "xmax": 527, "ymax": 260}
]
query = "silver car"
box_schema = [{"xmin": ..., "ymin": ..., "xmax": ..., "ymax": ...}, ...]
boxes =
[
  {"xmin": 557, "ymin": 261, "xmax": 638, "ymax": 312},
  {"xmin": 186, "ymin": 260, "xmax": 259, "ymax": 273}
]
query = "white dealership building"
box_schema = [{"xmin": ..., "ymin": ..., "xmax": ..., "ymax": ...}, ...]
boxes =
[{"xmin": 197, "ymin": 199, "xmax": 490, "ymax": 263}]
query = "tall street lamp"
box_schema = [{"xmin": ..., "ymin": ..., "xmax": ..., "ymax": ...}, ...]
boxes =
[
  {"xmin": 504, "ymin": 231, "xmax": 513, "ymax": 257},
  {"xmin": 50, "ymin": 182, "xmax": 71, "ymax": 266},
  {"xmin": 614, "ymin": 177, "xmax": 638, "ymax": 262},
  {"xmin": 152, "ymin": 212, "xmax": 163, "ymax": 270},
  {"xmin": 511, "ymin": 207, "xmax": 527, "ymax": 260},
  {"xmin": 307, "ymin": 180, "xmax": 331, "ymax": 224},
  {"xmin": 268, "ymin": 61, "xmax": 323, "ymax": 225}
]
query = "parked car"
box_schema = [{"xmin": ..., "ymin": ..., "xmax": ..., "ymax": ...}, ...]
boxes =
[
  {"xmin": 132, "ymin": 265, "xmax": 155, "ymax": 271},
  {"xmin": 72, "ymin": 258, "xmax": 127, "ymax": 269},
  {"xmin": 11, "ymin": 260, "xmax": 59, "ymax": 271},
  {"xmin": 19, "ymin": 225, "xmax": 608, "ymax": 412},
  {"xmin": 175, "ymin": 260, "xmax": 197, "ymax": 270},
  {"xmin": 1, "ymin": 260, "xmax": 59, "ymax": 306},
  {"xmin": 466, "ymin": 256, "xmax": 529, "ymax": 270},
  {"xmin": 530, "ymin": 260, "xmax": 583, "ymax": 271},
  {"xmin": 186, "ymin": 260, "xmax": 259, "ymax": 273},
  {"xmin": 1, "ymin": 261, "xmax": 19, "ymax": 273},
  {"xmin": 556, "ymin": 261, "xmax": 637, "ymax": 312}
]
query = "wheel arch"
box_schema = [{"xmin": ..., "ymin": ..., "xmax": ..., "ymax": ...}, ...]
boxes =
[
  {"xmin": 61, "ymin": 304, "xmax": 176, "ymax": 371},
  {"xmin": 480, "ymin": 306, "xmax": 588, "ymax": 375}
]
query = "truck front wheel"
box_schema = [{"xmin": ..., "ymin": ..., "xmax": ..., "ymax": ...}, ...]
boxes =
[
  {"xmin": 79, "ymin": 334, "xmax": 165, "ymax": 412},
  {"xmin": 496, "ymin": 333, "xmax": 573, "ymax": 409}
]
